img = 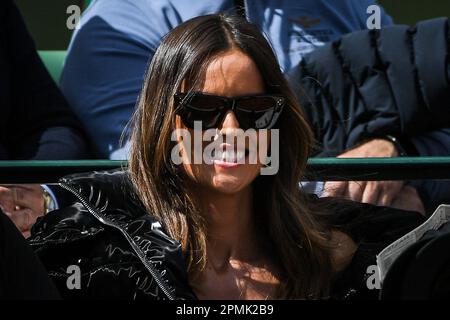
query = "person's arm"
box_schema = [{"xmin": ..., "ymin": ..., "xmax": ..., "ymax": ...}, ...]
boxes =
[
  {"xmin": 293, "ymin": 18, "xmax": 450, "ymax": 153},
  {"xmin": 292, "ymin": 19, "xmax": 449, "ymax": 212},
  {"xmin": 0, "ymin": 185, "xmax": 44, "ymax": 238},
  {"xmin": 408, "ymin": 129, "xmax": 450, "ymax": 211},
  {"xmin": 60, "ymin": 14, "xmax": 157, "ymax": 158},
  {"xmin": 5, "ymin": 0, "xmax": 89, "ymax": 160},
  {"xmin": 321, "ymin": 138, "xmax": 425, "ymax": 214},
  {"xmin": 322, "ymin": 129, "xmax": 450, "ymax": 214}
]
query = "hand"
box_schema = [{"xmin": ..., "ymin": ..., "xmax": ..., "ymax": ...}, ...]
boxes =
[
  {"xmin": 391, "ymin": 185, "xmax": 425, "ymax": 215},
  {"xmin": 323, "ymin": 139, "xmax": 404, "ymax": 206},
  {"xmin": 0, "ymin": 185, "xmax": 45, "ymax": 238}
]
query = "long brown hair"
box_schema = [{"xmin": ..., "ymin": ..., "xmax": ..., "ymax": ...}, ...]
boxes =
[{"xmin": 129, "ymin": 14, "xmax": 333, "ymax": 299}]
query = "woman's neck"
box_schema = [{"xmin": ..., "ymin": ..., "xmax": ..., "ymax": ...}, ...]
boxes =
[
  {"xmin": 196, "ymin": 185, "xmax": 261, "ymax": 264},
  {"xmin": 190, "ymin": 185, "xmax": 281, "ymax": 300}
]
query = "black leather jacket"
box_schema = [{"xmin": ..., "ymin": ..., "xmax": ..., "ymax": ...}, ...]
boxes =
[{"xmin": 28, "ymin": 170, "xmax": 424, "ymax": 300}]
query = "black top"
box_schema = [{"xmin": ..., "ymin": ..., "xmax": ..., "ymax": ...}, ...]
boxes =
[
  {"xmin": 0, "ymin": 0, "xmax": 88, "ymax": 160},
  {"xmin": 25, "ymin": 170, "xmax": 425, "ymax": 300}
]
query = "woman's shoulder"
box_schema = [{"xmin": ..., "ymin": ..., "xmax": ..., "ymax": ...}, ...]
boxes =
[
  {"xmin": 28, "ymin": 202, "xmax": 146, "ymax": 299},
  {"xmin": 29, "ymin": 169, "xmax": 147, "ymax": 246},
  {"xmin": 27, "ymin": 169, "xmax": 196, "ymax": 300},
  {"xmin": 28, "ymin": 203, "xmax": 193, "ymax": 300}
]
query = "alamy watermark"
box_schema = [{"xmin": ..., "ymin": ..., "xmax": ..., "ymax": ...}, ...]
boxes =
[
  {"xmin": 366, "ymin": 265, "xmax": 381, "ymax": 290},
  {"xmin": 366, "ymin": 5, "xmax": 382, "ymax": 30},
  {"xmin": 66, "ymin": 264, "xmax": 81, "ymax": 290},
  {"xmin": 170, "ymin": 121, "xmax": 280, "ymax": 175},
  {"xmin": 65, "ymin": 4, "xmax": 383, "ymax": 32},
  {"xmin": 66, "ymin": 5, "xmax": 81, "ymax": 30}
]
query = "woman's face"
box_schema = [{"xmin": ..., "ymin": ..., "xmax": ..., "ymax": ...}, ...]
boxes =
[{"xmin": 175, "ymin": 49, "xmax": 266, "ymax": 195}]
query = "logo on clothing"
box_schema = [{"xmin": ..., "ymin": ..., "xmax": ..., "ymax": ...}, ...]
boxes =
[{"xmin": 290, "ymin": 16, "xmax": 321, "ymax": 29}]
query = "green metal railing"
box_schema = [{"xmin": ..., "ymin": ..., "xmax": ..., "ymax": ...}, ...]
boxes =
[
  {"xmin": 1, "ymin": 157, "xmax": 449, "ymax": 184},
  {"xmin": 304, "ymin": 157, "xmax": 450, "ymax": 181}
]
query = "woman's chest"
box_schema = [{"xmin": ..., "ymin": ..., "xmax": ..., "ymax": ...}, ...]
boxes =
[{"xmin": 191, "ymin": 263, "xmax": 280, "ymax": 300}]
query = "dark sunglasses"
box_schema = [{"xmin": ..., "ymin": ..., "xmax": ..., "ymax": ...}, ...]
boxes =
[{"xmin": 173, "ymin": 92, "xmax": 285, "ymax": 130}]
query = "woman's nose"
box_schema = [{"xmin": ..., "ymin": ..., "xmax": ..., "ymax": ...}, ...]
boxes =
[{"xmin": 220, "ymin": 111, "xmax": 240, "ymax": 131}]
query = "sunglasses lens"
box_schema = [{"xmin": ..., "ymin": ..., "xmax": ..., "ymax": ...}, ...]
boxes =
[
  {"xmin": 175, "ymin": 94, "xmax": 284, "ymax": 130},
  {"xmin": 178, "ymin": 94, "xmax": 225, "ymax": 129},
  {"xmin": 189, "ymin": 94, "xmax": 226, "ymax": 110},
  {"xmin": 236, "ymin": 97, "xmax": 277, "ymax": 129}
]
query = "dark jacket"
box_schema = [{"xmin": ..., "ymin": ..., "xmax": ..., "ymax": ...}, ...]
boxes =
[
  {"xmin": 28, "ymin": 170, "xmax": 424, "ymax": 300},
  {"xmin": 289, "ymin": 17, "xmax": 450, "ymax": 156},
  {"xmin": 0, "ymin": 0, "xmax": 88, "ymax": 160}
]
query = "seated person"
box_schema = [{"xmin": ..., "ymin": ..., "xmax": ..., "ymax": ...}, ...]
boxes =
[
  {"xmin": 22, "ymin": 14, "xmax": 426, "ymax": 300},
  {"xmin": 0, "ymin": 0, "xmax": 90, "ymax": 237},
  {"xmin": 61, "ymin": 0, "xmax": 449, "ymax": 214},
  {"xmin": 290, "ymin": 17, "xmax": 450, "ymax": 213}
]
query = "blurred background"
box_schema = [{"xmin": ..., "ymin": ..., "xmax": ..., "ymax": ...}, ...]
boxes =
[{"xmin": 15, "ymin": 0, "xmax": 450, "ymax": 50}]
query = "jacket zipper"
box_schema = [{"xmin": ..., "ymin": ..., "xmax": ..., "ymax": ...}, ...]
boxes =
[{"xmin": 59, "ymin": 181, "xmax": 175, "ymax": 300}]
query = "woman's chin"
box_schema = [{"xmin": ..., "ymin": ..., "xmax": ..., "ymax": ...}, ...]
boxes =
[
  {"xmin": 192, "ymin": 163, "xmax": 262, "ymax": 194},
  {"xmin": 209, "ymin": 175, "xmax": 252, "ymax": 195}
]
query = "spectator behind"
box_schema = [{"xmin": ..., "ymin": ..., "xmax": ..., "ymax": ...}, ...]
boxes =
[
  {"xmin": 289, "ymin": 17, "xmax": 450, "ymax": 212},
  {"xmin": 0, "ymin": 0, "xmax": 90, "ymax": 237}
]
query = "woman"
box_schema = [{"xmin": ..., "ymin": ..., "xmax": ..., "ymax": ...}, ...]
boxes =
[{"xmin": 27, "ymin": 14, "xmax": 424, "ymax": 300}]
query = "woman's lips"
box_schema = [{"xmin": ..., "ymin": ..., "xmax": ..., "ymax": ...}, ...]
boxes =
[
  {"xmin": 212, "ymin": 143, "xmax": 247, "ymax": 165},
  {"xmin": 213, "ymin": 160, "xmax": 242, "ymax": 168}
]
